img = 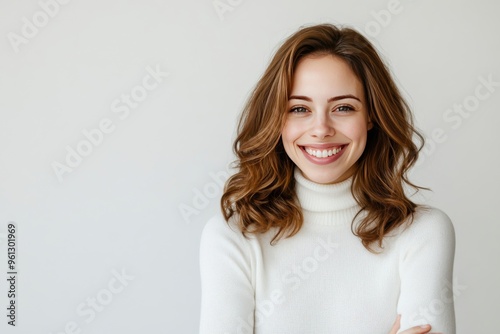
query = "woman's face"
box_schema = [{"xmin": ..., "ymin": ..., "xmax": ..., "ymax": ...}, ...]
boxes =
[{"xmin": 281, "ymin": 54, "xmax": 372, "ymax": 184}]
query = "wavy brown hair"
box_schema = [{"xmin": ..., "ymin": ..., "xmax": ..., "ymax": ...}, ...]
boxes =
[{"xmin": 220, "ymin": 23, "xmax": 426, "ymax": 251}]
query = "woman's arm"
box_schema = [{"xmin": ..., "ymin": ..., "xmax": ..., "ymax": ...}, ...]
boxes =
[
  {"xmin": 199, "ymin": 215, "xmax": 255, "ymax": 334},
  {"xmin": 397, "ymin": 207, "xmax": 456, "ymax": 333}
]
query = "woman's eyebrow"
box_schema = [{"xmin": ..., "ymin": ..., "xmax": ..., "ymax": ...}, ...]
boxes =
[{"xmin": 288, "ymin": 94, "xmax": 361, "ymax": 102}]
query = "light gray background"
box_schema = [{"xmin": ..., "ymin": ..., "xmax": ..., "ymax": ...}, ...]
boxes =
[{"xmin": 0, "ymin": 0, "xmax": 499, "ymax": 333}]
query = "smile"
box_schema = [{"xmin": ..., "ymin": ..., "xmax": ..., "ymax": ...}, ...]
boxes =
[{"xmin": 303, "ymin": 146, "xmax": 343, "ymax": 158}]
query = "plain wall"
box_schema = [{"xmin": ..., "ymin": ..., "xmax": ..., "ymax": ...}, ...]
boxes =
[{"xmin": 0, "ymin": 0, "xmax": 499, "ymax": 333}]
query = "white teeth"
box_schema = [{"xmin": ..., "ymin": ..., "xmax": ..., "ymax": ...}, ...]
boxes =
[{"xmin": 305, "ymin": 146, "xmax": 342, "ymax": 158}]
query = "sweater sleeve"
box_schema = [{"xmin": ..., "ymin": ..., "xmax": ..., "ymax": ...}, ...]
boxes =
[
  {"xmin": 397, "ymin": 207, "xmax": 456, "ymax": 334},
  {"xmin": 199, "ymin": 215, "xmax": 256, "ymax": 334}
]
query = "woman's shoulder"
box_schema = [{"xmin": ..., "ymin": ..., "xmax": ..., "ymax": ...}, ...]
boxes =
[
  {"xmin": 200, "ymin": 214, "xmax": 249, "ymax": 247},
  {"xmin": 396, "ymin": 205, "xmax": 455, "ymax": 250},
  {"xmin": 408, "ymin": 206, "xmax": 455, "ymax": 235},
  {"xmin": 199, "ymin": 214, "xmax": 257, "ymax": 284}
]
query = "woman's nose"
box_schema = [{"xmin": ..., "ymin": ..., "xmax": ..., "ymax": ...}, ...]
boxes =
[{"xmin": 311, "ymin": 114, "xmax": 335, "ymax": 139}]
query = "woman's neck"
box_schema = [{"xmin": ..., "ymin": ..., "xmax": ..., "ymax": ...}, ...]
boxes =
[{"xmin": 294, "ymin": 168, "xmax": 359, "ymax": 226}]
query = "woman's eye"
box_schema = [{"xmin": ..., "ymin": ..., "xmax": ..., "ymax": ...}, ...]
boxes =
[
  {"xmin": 290, "ymin": 106, "xmax": 308, "ymax": 113},
  {"xmin": 335, "ymin": 105, "xmax": 354, "ymax": 113}
]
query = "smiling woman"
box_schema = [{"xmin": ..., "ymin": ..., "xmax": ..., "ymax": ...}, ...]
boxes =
[
  {"xmin": 282, "ymin": 54, "xmax": 372, "ymax": 185},
  {"xmin": 199, "ymin": 24, "xmax": 456, "ymax": 334}
]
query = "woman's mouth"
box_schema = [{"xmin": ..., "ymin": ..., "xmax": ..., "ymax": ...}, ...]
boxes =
[{"xmin": 302, "ymin": 145, "xmax": 345, "ymax": 158}]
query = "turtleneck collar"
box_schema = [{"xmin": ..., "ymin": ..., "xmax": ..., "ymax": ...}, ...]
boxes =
[{"xmin": 294, "ymin": 168, "xmax": 359, "ymax": 226}]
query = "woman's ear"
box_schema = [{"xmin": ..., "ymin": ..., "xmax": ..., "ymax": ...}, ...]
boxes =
[{"xmin": 367, "ymin": 119, "xmax": 374, "ymax": 130}]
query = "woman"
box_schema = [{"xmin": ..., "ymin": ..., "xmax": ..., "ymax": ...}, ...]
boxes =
[{"xmin": 199, "ymin": 24, "xmax": 455, "ymax": 334}]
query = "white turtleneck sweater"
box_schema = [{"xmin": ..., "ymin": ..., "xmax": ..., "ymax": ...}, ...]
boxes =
[{"xmin": 199, "ymin": 169, "xmax": 456, "ymax": 334}]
